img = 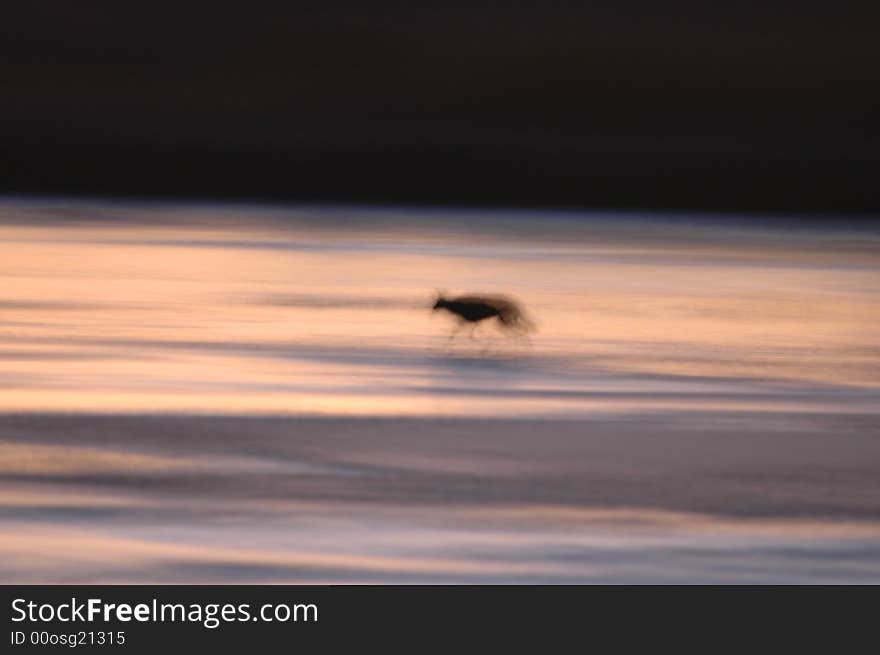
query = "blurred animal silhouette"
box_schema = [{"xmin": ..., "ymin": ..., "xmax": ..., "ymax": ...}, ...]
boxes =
[{"xmin": 432, "ymin": 292, "xmax": 535, "ymax": 342}]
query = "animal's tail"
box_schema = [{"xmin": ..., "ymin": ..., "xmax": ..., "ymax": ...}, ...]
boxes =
[{"xmin": 496, "ymin": 299, "xmax": 537, "ymax": 334}]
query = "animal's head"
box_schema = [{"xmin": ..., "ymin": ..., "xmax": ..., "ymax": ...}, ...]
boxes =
[{"xmin": 431, "ymin": 291, "xmax": 447, "ymax": 311}]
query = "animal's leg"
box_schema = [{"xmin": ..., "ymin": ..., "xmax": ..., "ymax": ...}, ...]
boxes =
[
  {"xmin": 448, "ymin": 321, "xmax": 465, "ymax": 342},
  {"xmin": 481, "ymin": 332, "xmax": 495, "ymax": 355},
  {"xmin": 483, "ymin": 330, "xmax": 498, "ymax": 355}
]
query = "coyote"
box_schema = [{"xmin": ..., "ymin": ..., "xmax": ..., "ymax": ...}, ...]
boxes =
[{"xmin": 432, "ymin": 292, "xmax": 535, "ymax": 340}]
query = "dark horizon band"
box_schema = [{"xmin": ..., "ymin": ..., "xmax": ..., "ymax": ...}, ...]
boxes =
[{"xmin": 3, "ymin": 4, "xmax": 878, "ymax": 216}]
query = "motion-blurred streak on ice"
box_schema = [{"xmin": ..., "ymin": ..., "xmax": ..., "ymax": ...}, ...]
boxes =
[
  {"xmin": 0, "ymin": 410, "xmax": 878, "ymax": 582},
  {"xmin": 0, "ymin": 195, "xmax": 879, "ymax": 583},
  {"xmin": 0, "ymin": 196, "xmax": 878, "ymax": 416},
  {"xmin": 2, "ymin": 510, "xmax": 880, "ymax": 584}
]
